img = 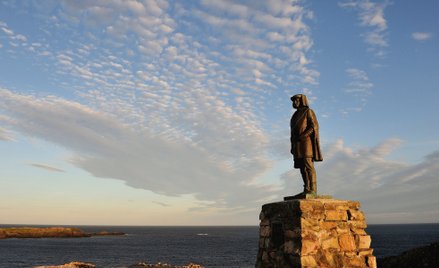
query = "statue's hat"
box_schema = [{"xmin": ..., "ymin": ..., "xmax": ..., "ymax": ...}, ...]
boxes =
[{"xmin": 290, "ymin": 94, "xmax": 309, "ymax": 106}]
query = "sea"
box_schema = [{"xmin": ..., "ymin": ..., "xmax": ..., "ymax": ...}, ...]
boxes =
[{"xmin": 1, "ymin": 224, "xmax": 438, "ymax": 268}]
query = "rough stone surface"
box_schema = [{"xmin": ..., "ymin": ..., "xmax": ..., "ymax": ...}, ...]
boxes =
[
  {"xmin": 256, "ymin": 198, "xmax": 375, "ymax": 267},
  {"xmin": 356, "ymin": 235, "xmax": 372, "ymax": 249}
]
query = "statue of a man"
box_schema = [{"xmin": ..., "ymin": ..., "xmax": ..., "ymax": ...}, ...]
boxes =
[{"xmin": 290, "ymin": 94, "xmax": 323, "ymax": 194}]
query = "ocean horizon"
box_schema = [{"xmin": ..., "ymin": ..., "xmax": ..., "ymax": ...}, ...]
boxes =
[{"xmin": 1, "ymin": 223, "xmax": 439, "ymax": 267}]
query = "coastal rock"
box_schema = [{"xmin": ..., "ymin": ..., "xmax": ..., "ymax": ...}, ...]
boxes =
[
  {"xmin": 128, "ymin": 262, "xmax": 204, "ymax": 268},
  {"xmin": 256, "ymin": 198, "xmax": 376, "ymax": 267},
  {"xmin": 34, "ymin": 262, "xmax": 204, "ymax": 268},
  {"xmin": 34, "ymin": 262, "xmax": 95, "ymax": 268},
  {"xmin": 378, "ymin": 242, "xmax": 439, "ymax": 268},
  {"xmin": 0, "ymin": 227, "xmax": 89, "ymax": 239},
  {"xmin": 0, "ymin": 227, "xmax": 126, "ymax": 239}
]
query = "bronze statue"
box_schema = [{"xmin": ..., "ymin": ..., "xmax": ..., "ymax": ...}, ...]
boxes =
[{"xmin": 290, "ymin": 94, "xmax": 322, "ymax": 195}]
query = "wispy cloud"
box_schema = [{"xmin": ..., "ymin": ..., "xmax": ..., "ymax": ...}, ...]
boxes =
[
  {"xmin": 0, "ymin": 1, "xmax": 320, "ymax": 211},
  {"xmin": 29, "ymin": 163, "xmax": 65, "ymax": 173},
  {"xmin": 339, "ymin": 0, "xmax": 389, "ymax": 56},
  {"xmin": 152, "ymin": 201, "xmax": 170, "ymax": 207},
  {"xmin": 411, "ymin": 32, "xmax": 432, "ymax": 41},
  {"xmin": 345, "ymin": 68, "xmax": 373, "ymax": 93},
  {"xmin": 0, "ymin": 127, "xmax": 14, "ymax": 141},
  {"xmin": 0, "ymin": 88, "xmax": 277, "ymax": 210},
  {"xmin": 0, "ymin": 0, "xmax": 319, "ymax": 125},
  {"xmin": 281, "ymin": 139, "xmax": 439, "ymax": 223},
  {"xmin": 341, "ymin": 68, "xmax": 373, "ymax": 113},
  {"xmin": 0, "ymin": 20, "xmax": 28, "ymax": 53}
]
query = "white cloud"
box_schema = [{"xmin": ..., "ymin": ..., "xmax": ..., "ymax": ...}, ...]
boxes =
[
  {"xmin": 280, "ymin": 139, "xmax": 439, "ymax": 223},
  {"xmin": 341, "ymin": 68, "xmax": 373, "ymax": 113},
  {"xmin": 253, "ymin": 12, "xmax": 296, "ymax": 29},
  {"xmin": 200, "ymin": 0, "xmax": 249, "ymax": 18},
  {"xmin": 339, "ymin": 0, "xmax": 389, "ymax": 56},
  {"xmin": 267, "ymin": 0, "xmax": 305, "ymax": 16},
  {"xmin": 10, "ymin": 82, "xmax": 437, "ymax": 223},
  {"xmin": 0, "ymin": 88, "xmax": 278, "ymax": 209},
  {"xmin": 411, "ymin": 32, "xmax": 432, "ymax": 41},
  {"xmin": 0, "ymin": 1, "xmax": 319, "ymax": 214},
  {"xmin": 192, "ymin": 9, "xmax": 255, "ymax": 32},
  {"xmin": 189, "ymin": 0, "xmax": 319, "ymax": 89},
  {"xmin": 1, "ymin": 26, "xmax": 14, "ymax": 35},
  {"xmin": 345, "ymin": 67, "xmax": 373, "ymax": 94},
  {"xmin": 346, "ymin": 68, "xmax": 369, "ymax": 81},
  {"xmin": 363, "ymin": 31, "xmax": 387, "ymax": 47},
  {"xmin": 0, "ymin": 21, "xmax": 28, "ymax": 48}
]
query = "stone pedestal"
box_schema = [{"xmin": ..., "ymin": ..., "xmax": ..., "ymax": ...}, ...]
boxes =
[{"xmin": 256, "ymin": 198, "xmax": 376, "ymax": 268}]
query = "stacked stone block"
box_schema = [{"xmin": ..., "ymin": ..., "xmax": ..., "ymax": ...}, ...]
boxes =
[{"xmin": 256, "ymin": 199, "xmax": 376, "ymax": 268}]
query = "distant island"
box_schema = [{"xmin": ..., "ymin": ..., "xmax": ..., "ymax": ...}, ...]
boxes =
[{"xmin": 0, "ymin": 227, "xmax": 125, "ymax": 239}]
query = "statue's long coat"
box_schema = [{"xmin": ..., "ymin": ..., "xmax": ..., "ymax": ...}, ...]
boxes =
[{"xmin": 290, "ymin": 107, "xmax": 323, "ymax": 168}]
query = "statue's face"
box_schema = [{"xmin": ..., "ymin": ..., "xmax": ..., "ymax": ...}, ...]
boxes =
[{"xmin": 292, "ymin": 98, "xmax": 301, "ymax": 109}]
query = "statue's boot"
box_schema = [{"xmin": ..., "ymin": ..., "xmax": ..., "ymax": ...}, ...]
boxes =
[
  {"xmin": 303, "ymin": 176, "xmax": 310, "ymax": 193},
  {"xmin": 301, "ymin": 168, "xmax": 310, "ymax": 193},
  {"xmin": 311, "ymin": 180, "xmax": 317, "ymax": 195},
  {"xmin": 304, "ymin": 179, "xmax": 312, "ymax": 194},
  {"xmin": 307, "ymin": 164, "xmax": 317, "ymax": 195}
]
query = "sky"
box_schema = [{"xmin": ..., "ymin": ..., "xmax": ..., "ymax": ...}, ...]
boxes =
[{"xmin": 0, "ymin": 0, "xmax": 438, "ymax": 226}]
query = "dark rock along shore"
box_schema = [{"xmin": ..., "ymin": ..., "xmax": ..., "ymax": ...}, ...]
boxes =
[
  {"xmin": 377, "ymin": 242, "xmax": 439, "ymax": 268},
  {"xmin": 34, "ymin": 261, "xmax": 204, "ymax": 268}
]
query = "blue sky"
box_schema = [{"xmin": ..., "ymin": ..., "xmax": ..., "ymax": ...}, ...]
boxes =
[{"xmin": 0, "ymin": 0, "xmax": 438, "ymax": 225}]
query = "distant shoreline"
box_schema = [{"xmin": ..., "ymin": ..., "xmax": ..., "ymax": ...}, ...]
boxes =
[{"xmin": 0, "ymin": 227, "xmax": 125, "ymax": 239}]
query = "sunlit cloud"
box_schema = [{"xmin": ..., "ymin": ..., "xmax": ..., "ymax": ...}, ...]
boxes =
[
  {"xmin": 0, "ymin": 0, "xmax": 321, "ymax": 212},
  {"xmin": 280, "ymin": 139, "xmax": 439, "ymax": 223},
  {"xmin": 0, "ymin": 88, "xmax": 277, "ymax": 210},
  {"xmin": 0, "ymin": 127, "xmax": 15, "ymax": 141},
  {"xmin": 0, "ymin": 1, "xmax": 437, "ymax": 225}
]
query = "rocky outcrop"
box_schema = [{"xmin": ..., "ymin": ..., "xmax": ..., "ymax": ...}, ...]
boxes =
[
  {"xmin": 0, "ymin": 227, "xmax": 126, "ymax": 239},
  {"xmin": 33, "ymin": 262, "xmax": 203, "ymax": 268},
  {"xmin": 128, "ymin": 262, "xmax": 204, "ymax": 268},
  {"xmin": 0, "ymin": 227, "xmax": 89, "ymax": 239},
  {"xmin": 378, "ymin": 242, "xmax": 439, "ymax": 268},
  {"xmin": 34, "ymin": 261, "xmax": 95, "ymax": 268},
  {"xmin": 256, "ymin": 198, "xmax": 376, "ymax": 267}
]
